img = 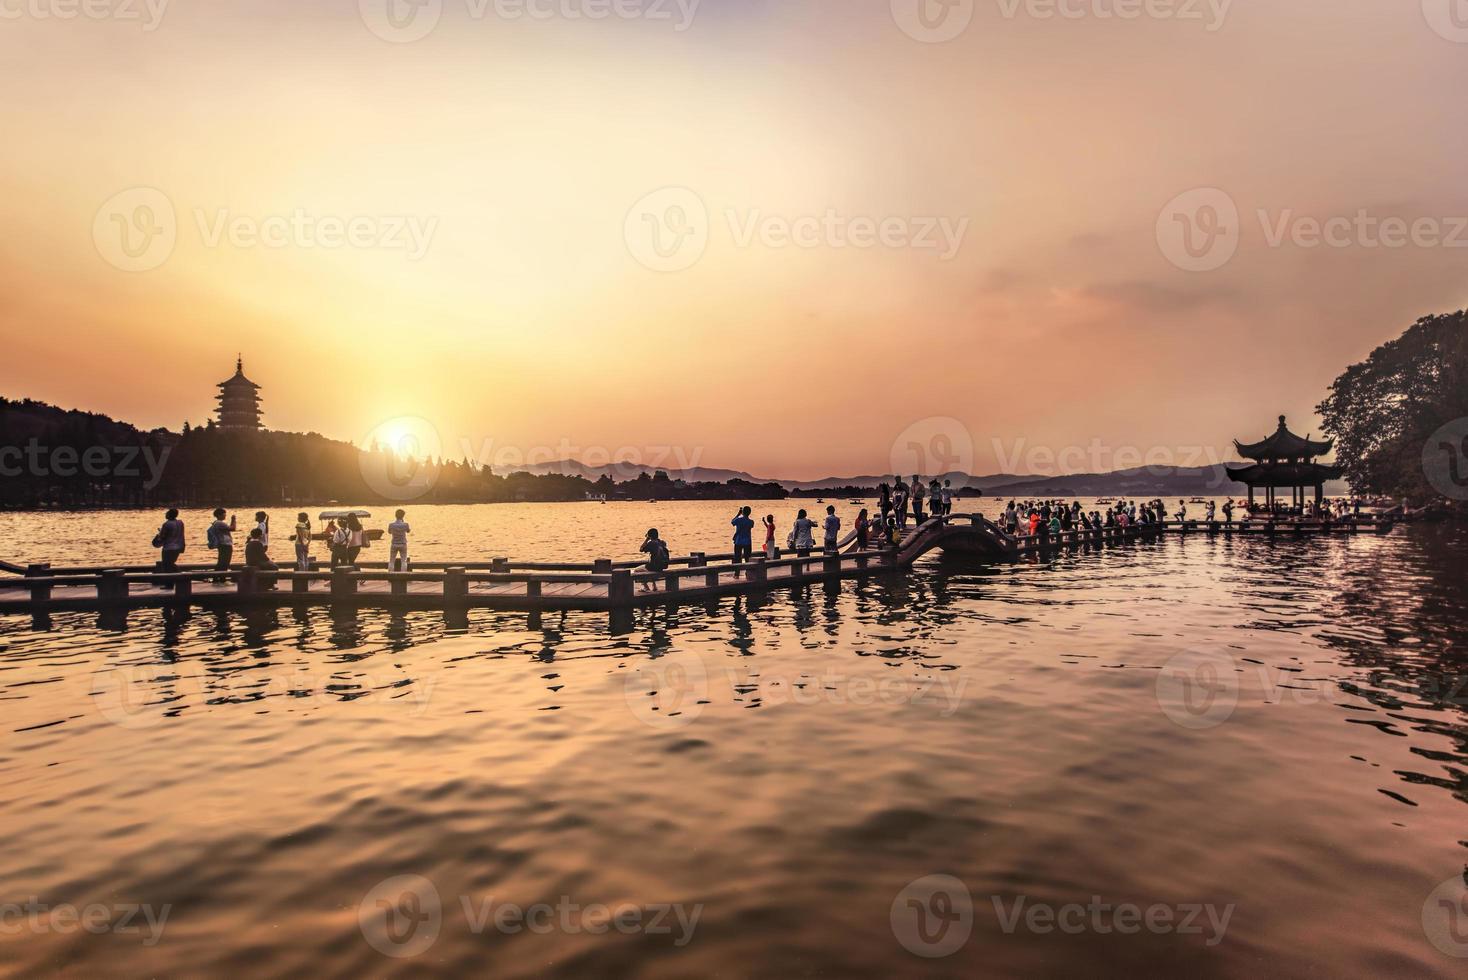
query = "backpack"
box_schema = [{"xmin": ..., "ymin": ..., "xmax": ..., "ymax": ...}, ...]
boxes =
[
  {"xmin": 648, "ymin": 540, "xmax": 669, "ymax": 572},
  {"xmin": 206, "ymin": 523, "xmax": 220, "ymax": 550}
]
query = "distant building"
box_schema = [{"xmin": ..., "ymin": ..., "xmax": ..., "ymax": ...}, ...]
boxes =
[{"xmin": 216, "ymin": 356, "xmax": 263, "ymax": 430}]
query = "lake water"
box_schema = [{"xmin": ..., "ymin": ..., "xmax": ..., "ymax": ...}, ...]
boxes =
[{"xmin": 1, "ymin": 502, "xmax": 1466, "ymax": 977}]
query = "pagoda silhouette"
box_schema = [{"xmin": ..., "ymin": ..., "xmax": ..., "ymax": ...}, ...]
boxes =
[
  {"xmin": 215, "ymin": 356, "xmax": 263, "ymax": 430},
  {"xmin": 1226, "ymin": 415, "xmax": 1341, "ymax": 513}
]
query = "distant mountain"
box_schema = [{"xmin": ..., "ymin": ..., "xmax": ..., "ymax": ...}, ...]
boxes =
[
  {"xmin": 981, "ymin": 465, "xmax": 1348, "ymax": 499},
  {"xmin": 785, "ymin": 471, "xmax": 1032, "ymax": 492},
  {"xmin": 506, "ymin": 459, "xmax": 764, "ymax": 485}
]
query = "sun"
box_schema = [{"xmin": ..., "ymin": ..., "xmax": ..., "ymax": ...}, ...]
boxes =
[{"xmin": 364, "ymin": 417, "xmax": 442, "ymax": 461}]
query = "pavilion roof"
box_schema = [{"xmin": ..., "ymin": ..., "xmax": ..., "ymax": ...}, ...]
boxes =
[
  {"xmin": 1233, "ymin": 416, "xmax": 1333, "ymax": 460},
  {"xmin": 1225, "ymin": 461, "xmax": 1343, "ymax": 487},
  {"xmin": 217, "ymin": 356, "xmax": 260, "ymax": 391}
]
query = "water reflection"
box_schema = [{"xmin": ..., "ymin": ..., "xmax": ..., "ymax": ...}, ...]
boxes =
[{"xmin": 0, "ymin": 526, "xmax": 1465, "ymax": 976}]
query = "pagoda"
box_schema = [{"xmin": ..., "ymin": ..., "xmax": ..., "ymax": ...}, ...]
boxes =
[
  {"xmin": 1226, "ymin": 415, "xmax": 1341, "ymax": 513},
  {"xmin": 215, "ymin": 356, "xmax": 263, "ymax": 430}
]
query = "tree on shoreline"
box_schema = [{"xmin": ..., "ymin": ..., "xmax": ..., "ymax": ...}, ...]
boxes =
[{"xmin": 1317, "ymin": 310, "xmax": 1468, "ymax": 498}]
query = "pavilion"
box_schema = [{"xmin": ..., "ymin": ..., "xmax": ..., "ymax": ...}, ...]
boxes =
[{"xmin": 1226, "ymin": 416, "xmax": 1342, "ymax": 513}]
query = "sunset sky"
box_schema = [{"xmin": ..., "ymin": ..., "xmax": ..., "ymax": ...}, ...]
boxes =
[{"xmin": 2, "ymin": 0, "xmax": 1466, "ymax": 480}]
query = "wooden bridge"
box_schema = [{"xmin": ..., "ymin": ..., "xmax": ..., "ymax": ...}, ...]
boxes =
[{"xmin": 0, "ymin": 513, "xmax": 1394, "ymax": 618}]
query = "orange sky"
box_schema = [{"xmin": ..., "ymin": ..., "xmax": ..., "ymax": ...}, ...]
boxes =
[{"xmin": 2, "ymin": 0, "xmax": 1466, "ymax": 479}]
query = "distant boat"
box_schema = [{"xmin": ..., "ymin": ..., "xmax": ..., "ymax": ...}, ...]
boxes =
[
  {"xmin": 848, "ymin": 499, "xmax": 863, "ymax": 505},
  {"xmin": 1188, "ymin": 497, "xmax": 1207, "ymax": 504},
  {"xmin": 1096, "ymin": 497, "xmax": 1116, "ymax": 504}
]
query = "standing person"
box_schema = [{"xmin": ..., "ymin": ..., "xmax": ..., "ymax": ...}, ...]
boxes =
[
  {"xmin": 791, "ymin": 508, "xmax": 817, "ymax": 554},
  {"xmin": 823, "ymin": 505, "xmax": 841, "ymax": 552},
  {"xmin": 1176, "ymin": 499, "xmax": 1188, "ymax": 523},
  {"xmin": 388, "ymin": 509, "xmax": 411, "ymax": 572},
  {"xmin": 1206, "ymin": 500, "xmax": 1217, "ymax": 524},
  {"xmin": 878, "ymin": 483, "xmax": 893, "ymax": 526},
  {"xmin": 638, "ymin": 528, "xmax": 669, "ymax": 592},
  {"xmin": 763, "ymin": 514, "xmax": 777, "ymax": 559},
  {"xmin": 293, "ymin": 512, "xmax": 312, "ymax": 571},
  {"xmin": 325, "ymin": 519, "xmax": 344, "ymax": 566},
  {"xmin": 928, "ymin": 479, "xmax": 943, "ymax": 522},
  {"xmin": 207, "ymin": 508, "xmax": 235, "ymax": 583},
  {"xmin": 731, "ymin": 506, "xmax": 755, "ymax": 576},
  {"xmin": 941, "ymin": 479, "xmax": 954, "ymax": 516},
  {"xmin": 855, "ymin": 508, "xmax": 870, "ymax": 550},
  {"xmin": 893, "ymin": 479, "xmax": 909, "ymax": 529},
  {"xmin": 911, "ymin": 476, "xmax": 926, "ymax": 525},
  {"xmin": 254, "ymin": 511, "xmax": 270, "ymax": 549},
  {"xmin": 345, "ymin": 514, "xmax": 365, "ymax": 566},
  {"xmin": 153, "ymin": 508, "xmax": 185, "ymax": 589}
]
